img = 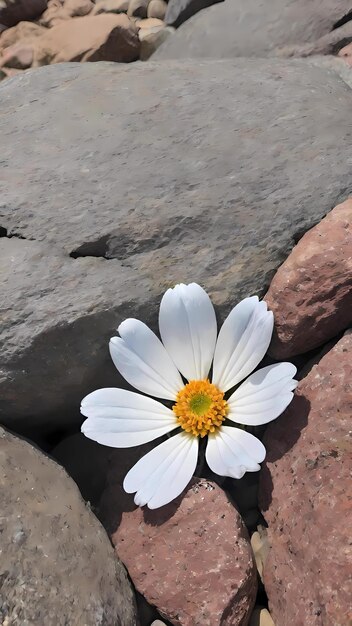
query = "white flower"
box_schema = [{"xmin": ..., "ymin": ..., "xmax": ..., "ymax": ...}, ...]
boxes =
[{"xmin": 81, "ymin": 283, "xmax": 297, "ymax": 509}]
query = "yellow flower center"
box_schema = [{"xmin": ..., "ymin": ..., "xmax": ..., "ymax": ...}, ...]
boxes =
[{"xmin": 173, "ymin": 380, "xmax": 228, "ymax": 438}]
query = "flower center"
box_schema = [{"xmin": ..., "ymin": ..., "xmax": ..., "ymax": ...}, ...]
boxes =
[{"xmin": 173, "ymin": 380, "xmax": 228, "ymax": 438}]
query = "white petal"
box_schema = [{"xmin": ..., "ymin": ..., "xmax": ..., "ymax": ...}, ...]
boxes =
[
  {"xmin": 159, "ymin": 283, "xmax": 217, "ymax": 381},
  {"xmin": 206, "ymin": 426, "xmax": 266, "ymax": 479},
  {"xmin": 212, "ymin": 296, "xmax": 274, "ymax": 392},
  {"xmin": 228, "ymin": 363, "xmax": 297, "ymax": 426},
  {"xmin": 81, "ymin": 388, "xmax": 178, "ymax": 447},
  {"xmin": 109, "ymin": 318, "xmax": 183, "ymax": 400},
  {"xmin": 123, "ymin": 432, "xmax": 199, "ymax": 509}
]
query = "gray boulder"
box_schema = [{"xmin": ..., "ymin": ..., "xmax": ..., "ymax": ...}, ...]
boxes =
[
  {"xmin": 0, "ymin": 60, "xmax": 351, "ymax": 433},
  {"xmin": 165, "ymin": 0, "xmax": 223, "ymax": 28},
  {"xmin": 153, "ymin": 0, "xmax": 352, "ymax": 59},
  {"xmin": 0, "ymin": 426, "xmax": 137, "ymax": 625}
]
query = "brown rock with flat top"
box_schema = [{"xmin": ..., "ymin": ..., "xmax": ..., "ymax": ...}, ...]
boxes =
[
  {"xmin": 265, "ymin": 197, "xmax": 352, "ymax": 358},
  {"xmin": 259, "ymin": 333, "xmax": 352, "ymax": 626},
  {"xmin": 33, "ymin": 13, "xmax": 140, "ymax": 65},
  {"xmin": 114, "ymin": 479, "xmax": 257, "ymax": 626},
  {"xmin": 0, "ymin": 426, "xmax": 137, "ymax": 625}
]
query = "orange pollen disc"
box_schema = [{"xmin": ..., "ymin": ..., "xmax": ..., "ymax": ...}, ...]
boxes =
[{"xmin": 173, "ymin": 379, "xmax": 228, "ymax": 438}]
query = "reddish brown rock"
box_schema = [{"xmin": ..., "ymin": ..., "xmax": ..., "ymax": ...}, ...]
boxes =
[
  {"xmin": 265, "ymin": 197, "xmax": 352, "ymax": 358},
  {"xmin": 259, "ymin": 333, "xmax": 352, "ymax": 626},
  {"xmin": 0, "ymin": 0, "xmax": 47, "ymax": 27},
  {"xmin": 114, "ymin": 479, "xmax": 257, "ymax": 626},
  {"xmin": 33, "ymin": 13, "xmax": 140, "ymax": 65}
]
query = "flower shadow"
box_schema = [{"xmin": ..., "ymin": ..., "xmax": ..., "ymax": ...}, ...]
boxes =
[
  {"xmin": 142, "ymin": 479, "xmax": 195, "ymax": 527},
  {"xmin": 259, "ymin": 392, "xmax": 310, "ymax": 512}
]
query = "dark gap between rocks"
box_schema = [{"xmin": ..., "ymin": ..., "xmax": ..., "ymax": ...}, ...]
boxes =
[
  {"xmin": 331, "ymin": 37, "xmax": 352, "ymax": 53},
  {"xmin": 0, "ymin": 226, "xmax": 27, "ymax": 240},
  {"xmin": 332, "ymin": 8, "xmax": 352, "ymax": 30}
]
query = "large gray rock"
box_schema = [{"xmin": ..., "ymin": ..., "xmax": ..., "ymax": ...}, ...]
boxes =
[
  {"xmin": 0, "ymin": 60, "xmax": 351, "ymax": 433},
  {"xmin": 153, "ymin": 0, "xmax": 352, "ymax": 59},
  {"xmin": 165, "ymin": 0, "xmax": 223, "ymax": 28},
  {"xmin": 0, "ymin": 426, "xmax": 137, "ymax": 625}
]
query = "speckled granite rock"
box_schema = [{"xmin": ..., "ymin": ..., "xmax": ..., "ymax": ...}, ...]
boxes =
[
  {"xmin": 259, "ymin": 333, "xmax": 352, "ymax": 626},
  {"xmin": 114, "ymin": 479, "xmax": 257, "ymax": 625},
  {"xmin": 0, "ymin": 427, "xmax": 137, "ymax": 625},
  {"xmin": 265, "ymin": 197, "xmax": 352, "ymax": 358},
  {"xmin": 0, "ymin": 60, "xmax": 351, "ymax": 432}
]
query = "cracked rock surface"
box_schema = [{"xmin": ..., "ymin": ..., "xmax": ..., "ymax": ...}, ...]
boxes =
[{"xmin": 1, "ymin": 59, "xmax": 352, "ymax": 431}]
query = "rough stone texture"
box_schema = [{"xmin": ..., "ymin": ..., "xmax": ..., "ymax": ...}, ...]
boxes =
[
  {"xmin": 114, "ymin": 479, "xmax": 257, "ymax": 626},
  {"xmin": 139, "ymin": 24, "xmax": 174, "ymax": 61},
  {"xmin": 275, "ymin": 20, "xmax": 352, "ymax": 58},
  {"xmin": 0, "ymin": 21, "xmax": 45, "ymax": 50},
  {"xmin": 40, "ymin": 0, "xmax": 94, "ymax": 26},
  {"xmin": 259, "ymin": 334, "xmax": 352, "ymax": 626},
  {"xmin": 307, "ymin": 54, "xmax": 352, "ymax": 90},
  {"xmin": 0, "ymin": 41, "xmax": 34, "ymax": 68},
  {"xmin": 265, "ymin": 197, "xmax": 352, "ymax": 358},
  {"xmin": 0, "ymin": 60, "xmax": 352, "ymax": 432},
  {"xmin": 0, "ymin": 427, "xmax": 137, "ymax": 625},
  {"xmin": 91, "ymin": 0, "xmax": 130, "ymax": 16},
  {"xmin": 32, "ymin": 14, "xmax": 140, "ymax": 65},
  {"xmin": 153, "ymin": 0, "xmax": 351, "ymax": 59},
  {"xmin": 165, "ymin": 0, "xmax": 223, "ymax": 28},
  {"xmin": 0, "ymin": 0, "xmax": 47, "ymax": 27},
  {"xmin": 147, "ymin": 0, "xmax": 167, "ymax": 20}
]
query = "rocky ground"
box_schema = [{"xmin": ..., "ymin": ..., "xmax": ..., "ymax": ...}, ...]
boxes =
[{"xmin": 0, "ymin": 1, "xmax": 352, "ymax": 626}]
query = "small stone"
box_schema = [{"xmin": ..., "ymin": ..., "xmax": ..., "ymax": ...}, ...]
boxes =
[
  {"xmin": 137, "ymin": 16, "xmax": 163, "ymax": 27},
  {"xmin": 265, "ymin": 197, "xmax": 352, "ymax": 358},
  {"xmin": 91, "ymin": 0, "xmax": 129, "ymax": 15},
  {"xmin": 139, "ymin": 24, "xmax": 173, "ymax": 60},
  {"xmin": 127, "ymin": 0, "xmax": 149, "ymax": 18},
  {"xmin": 0, "ymin": 21, "xmax": 45, "ymax": 50},
  {"xmin": 249, "ymin": 607, "xmax": 276, "ymax": 626},
  {"xmin": 40, "ymin": 0, "xmax": 94, "ymax": 26},
  {"xmin": 113, "ymin": 479, "xmax": 257, "ymax": 626},
  {"xmin": 151, "ymin": 621, "xmax": 167, "ymax": 626},
  {"xmin": 0, "ymin": 41, "xmax": 33, "ymax": 68},
  {"xmin": 250, "ymin": 527, "xmax": 269, "ymax": 581},
  {"xmin": 147, "ymin": 0, "xmax": 166, "ymax": 20}
]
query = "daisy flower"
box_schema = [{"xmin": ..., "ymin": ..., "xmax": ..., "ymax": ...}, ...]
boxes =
[{"xmin": 81, "ymin": 283, "xmax": 297, "ymax": 509}]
